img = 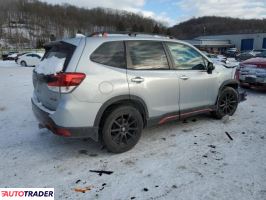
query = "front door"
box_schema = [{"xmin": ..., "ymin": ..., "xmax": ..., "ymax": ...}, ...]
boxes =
[{"xmin": 165, "ymin": 42, "xmax": 219, "ymax": 112}]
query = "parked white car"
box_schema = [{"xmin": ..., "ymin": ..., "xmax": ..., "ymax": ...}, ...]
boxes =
[{"xmin": 17, "ymin": 53, "xmax": 44, "ymax": 67}]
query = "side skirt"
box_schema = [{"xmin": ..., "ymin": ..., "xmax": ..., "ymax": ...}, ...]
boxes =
[{"xmin": 146, "ymin": 106, "xmax": 215, "ymax": 127}]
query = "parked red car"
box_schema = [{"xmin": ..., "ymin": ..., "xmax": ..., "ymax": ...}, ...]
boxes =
[{"xmin": 237, "ymin": 57, "xmax": 266, "ymax": 88}]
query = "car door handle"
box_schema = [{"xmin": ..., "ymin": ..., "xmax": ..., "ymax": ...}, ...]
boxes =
[
  {"xmin": 131, "ymin": 77, "xmax": 144, "ymax": 83},
  {"xmin": 180, "ymin": 75, "xmax": 189, "ymax": 80}
]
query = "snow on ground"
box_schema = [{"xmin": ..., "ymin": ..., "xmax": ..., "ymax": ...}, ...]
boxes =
[
  {"xmin": 0, "ymin": 61, "xmax": 266, "ymax": 200},
  {"xmin": 0, "ymin": 60, "xmax": 21, "ymax": 67}
]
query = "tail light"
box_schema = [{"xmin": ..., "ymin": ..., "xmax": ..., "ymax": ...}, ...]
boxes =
[{"xmin": 47, "ymin": 72, "xmax": 85, "ymax": 93}]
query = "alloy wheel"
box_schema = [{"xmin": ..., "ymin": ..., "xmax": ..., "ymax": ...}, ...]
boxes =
[
  {"xmin": 218, "ymin": 91, "xmax": 238, "ymax": 115},
  {"xmin": 110, "ymin": 114, "xmax": 138, "ymax": 146}
]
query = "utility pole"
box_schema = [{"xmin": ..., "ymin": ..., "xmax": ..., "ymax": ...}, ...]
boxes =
[{"xmin": 203, "ymin": 25, "xmax": 206, "ymax": 36}]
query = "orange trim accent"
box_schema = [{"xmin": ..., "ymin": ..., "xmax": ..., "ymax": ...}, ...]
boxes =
[
  {"xmin": 159, "ymin": 115, "xmax": 179, "ymax": 125},
  {"xmin": 158, "ymin": 108, "xmax": 213, "ymax": 125},
  {"xmin": 180, "ymin": 109, "xmax": 212, "ymax": 117}
]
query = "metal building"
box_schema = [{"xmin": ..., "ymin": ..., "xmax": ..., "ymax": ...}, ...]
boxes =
[
  {"xmin": 194, "ymin": 33, "xmax": 266, "ymax": 51},
  {"xmin": 184, "ymin": 39, "xmax": 234, "ymax": 53}
]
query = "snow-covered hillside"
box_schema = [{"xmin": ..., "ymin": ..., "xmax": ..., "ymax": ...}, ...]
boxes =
[{"xmin": 0, "ymin": 0, "xmax": 162, "ymax": 49}]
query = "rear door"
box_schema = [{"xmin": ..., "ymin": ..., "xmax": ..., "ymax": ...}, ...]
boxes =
[
  {"xmin": 31, "ymin": 54, "xmax": 42, "ymax": 66},
  {"xmin": 165, "ymin": 42, "xmax": 219, "ymax": 112},
  {"xmin": 33, "ymin": 41, "xmax": 76, "ymax": 110},
  {"xmin": 126, "ymin": 40, "xmax": 179, "ymax": 118}
]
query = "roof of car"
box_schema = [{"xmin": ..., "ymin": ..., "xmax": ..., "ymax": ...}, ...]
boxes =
[
  {"xmin": 56, "ymin": 33, "xmax": 212, "ymax": 63},
  {"xmin": 24, "ymin": 52, "xmax": 44, "ymax": 56},
  {"xmin": 86, "ymin": 34, "xmax": 177, "ymax": 42},
  {"xmin": 55, "ymin": 32, "xmax": 194, "ymax": 48},
  {"xmin": 82, "ymin": 33, "xmax": 199, "ymax": 51},
  {"xmin": 60, "ymin": 33, "xmax": 199, "ymax": 51},
  {"xmin": 52, "ymin": 33, "xmax": 178, "ymax": 47}
]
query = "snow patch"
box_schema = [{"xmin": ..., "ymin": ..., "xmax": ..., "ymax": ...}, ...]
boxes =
[{"xmin": 0, "ymin": 61, "xmax": 20, "ymax": 67}]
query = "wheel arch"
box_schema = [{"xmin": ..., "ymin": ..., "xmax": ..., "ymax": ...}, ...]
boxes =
[
  {"xmin": 20, "ymin": 60, "xmax": 27, "ymax": 66},
  {"xmin": 94, "ymin": 95, "xmax": 149, "ymax": 131},
  {"xmin": 219, "ymin": 79, "xmax": 239, "ymax": 92},
  {"xmin": 216, "ymin": 79, "xmax": 239, "ymax": 104}
]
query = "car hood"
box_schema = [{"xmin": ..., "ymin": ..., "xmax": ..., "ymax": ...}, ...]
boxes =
[
  {"xmin": 214, "ymin": 63, "xmax": 236, "ymax": 79},
  {"xmin": 241, "ymin": 57, "xmax": 266, "ymax": 68}
]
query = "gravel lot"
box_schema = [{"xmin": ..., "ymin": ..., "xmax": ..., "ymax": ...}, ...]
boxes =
[{"xmin": 0, "ymin": 61, "xmax": 266, "ymax": 200}]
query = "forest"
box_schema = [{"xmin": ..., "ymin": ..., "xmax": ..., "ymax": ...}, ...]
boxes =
[
  {"xmin": 1, "ymin": 0, "xmax": 266, "ymax": 48},
  {"xmin": 170, "ymin": 16, "xmax": 266, "ymax": 39},
  {"xmin": 0, "ymin": 0, "xmax": 165, "ymax": 48}
]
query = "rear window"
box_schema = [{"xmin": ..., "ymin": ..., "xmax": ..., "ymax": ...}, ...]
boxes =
[
  {"xmin": 35, "ymin": 42, "xmax": 75, "ymax": 75},
  {"xmin": 90, "ymin": 41, "xmax": 126, "ymax": 68}
]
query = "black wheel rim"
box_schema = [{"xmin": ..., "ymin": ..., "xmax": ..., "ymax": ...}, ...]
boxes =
[
  {"xmin": 110, "ymin": 114, "xmax": 138, "ymax": 146},
  {"xmin": 219, "ymin": 92, "xmax": 237, "ymax": 115}
]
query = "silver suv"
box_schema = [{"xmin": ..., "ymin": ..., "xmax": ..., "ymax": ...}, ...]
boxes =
[{"xmin": 32, "ymin": 33, "xmax": 245, "ymax": 153}]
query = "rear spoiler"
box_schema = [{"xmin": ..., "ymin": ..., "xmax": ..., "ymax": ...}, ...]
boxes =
[
  {"xmin": 43, "ymin": 37, "xmax": 82, "ymax": 49},
  {"xmin": 43, "ymin": 41, "xmax": 62, "ymax": 49}
]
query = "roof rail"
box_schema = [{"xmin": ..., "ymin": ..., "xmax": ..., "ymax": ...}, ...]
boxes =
[{"xmin": 88, "ymin": 31, "xmax": 176, "ymax": 39}]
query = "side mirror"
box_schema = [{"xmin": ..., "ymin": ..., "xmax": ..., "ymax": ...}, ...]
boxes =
[{"xmin": 207, "ymin": 62, "xmax": 215, "ymax": 74}]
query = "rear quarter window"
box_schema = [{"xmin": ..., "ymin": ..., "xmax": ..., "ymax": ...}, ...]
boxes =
[{"xmin": 90, "ymin": 41, "xmax": 126, "ymax": 68}]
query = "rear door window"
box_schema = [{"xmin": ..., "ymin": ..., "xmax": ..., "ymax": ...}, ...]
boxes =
[
  {"xmin": 35, "ymin": 42, "xmax": 75, "ymax": 75},
  {"xmin": 90, "ymin": 41, "xmax": 126, "ymax": 68},
  {"xmin": 127, "ymin": 41, "xmax": 169, "ymax": 70}
]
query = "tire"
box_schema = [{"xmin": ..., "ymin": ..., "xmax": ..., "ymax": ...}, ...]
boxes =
[
  {"xmin": 212, "ymin": 87, "xmax": 239, "ymax": 119},
  {"xmin": 102, "ymin": 106, "xmax": 143, "ymax": 153},
  {"xmin": 20, "ymin": 61, "xmax": 27, "ymax": 67}
]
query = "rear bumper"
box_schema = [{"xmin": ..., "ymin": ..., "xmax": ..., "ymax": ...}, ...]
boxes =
[{"xmin": 31, "ymin": 98, "xmax": 99, "ymax": 141}]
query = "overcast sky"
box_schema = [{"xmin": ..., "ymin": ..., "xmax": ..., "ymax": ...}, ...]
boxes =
[{"xmin": 41, "ymin": 0, "xmax": 266, "ymax": 26}]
